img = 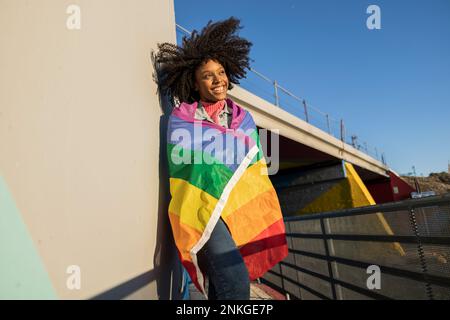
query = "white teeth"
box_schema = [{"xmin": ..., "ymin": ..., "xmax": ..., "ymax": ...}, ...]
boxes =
[{"xmin": 212, "ymin": 86, "xmax": 224, "ymax": 93}]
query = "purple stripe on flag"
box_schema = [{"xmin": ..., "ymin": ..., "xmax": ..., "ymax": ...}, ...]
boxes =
[{"xmin": 168, "ymin": 114, "xmax": 257, "ymax": 172}]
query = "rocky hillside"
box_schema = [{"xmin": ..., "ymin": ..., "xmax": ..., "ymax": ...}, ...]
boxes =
[{"xmin": 401, "ymin": 172, "xmax": 450, "ymax": 195}]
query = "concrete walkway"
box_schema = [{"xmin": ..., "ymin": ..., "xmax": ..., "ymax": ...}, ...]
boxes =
[{"xmin": 188, "ymin": 281, "xmax": 286, "ymax": 300}]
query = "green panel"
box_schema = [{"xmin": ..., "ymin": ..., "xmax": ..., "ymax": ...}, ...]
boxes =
[{"xmin": 0, "ymin": 176, "xmax": 57, "ymax": 299}]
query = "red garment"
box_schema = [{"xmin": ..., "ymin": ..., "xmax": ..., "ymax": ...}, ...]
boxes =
[{"xmin": 201, "ymin": 100, "xmax": 226, "ymax": 124}]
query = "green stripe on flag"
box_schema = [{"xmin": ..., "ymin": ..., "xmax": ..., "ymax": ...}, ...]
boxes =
[
  {"xmin": 168, "ymin": 144, "xmax": 233, "ymax": 199},
  {"xmin": 249, "ymin": 129, "xmax": 264, "ymax": 165}
]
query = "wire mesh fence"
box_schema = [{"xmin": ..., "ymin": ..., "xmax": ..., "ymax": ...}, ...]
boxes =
[{"xmin": 262, "ymin": 194, "xmax": 450, "ymax": 300}]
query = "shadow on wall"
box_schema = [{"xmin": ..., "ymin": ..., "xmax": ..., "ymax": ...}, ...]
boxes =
[
  {"xmin": 89, "ymin": 53, "xmax": 182, "ymax": 300},
  {"xmin": 153, "ymin": 67, "xmax": 183, "ymax": 299}
]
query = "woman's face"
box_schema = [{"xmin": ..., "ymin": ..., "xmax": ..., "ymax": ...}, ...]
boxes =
[{"xmin": 194, "ymin": 59, "xmax": 229, "ymax": 102}]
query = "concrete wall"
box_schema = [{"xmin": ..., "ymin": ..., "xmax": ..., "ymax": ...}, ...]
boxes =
[{"xmin": 0, "ymin": 0, "xmax": 179, "ymax": 299}]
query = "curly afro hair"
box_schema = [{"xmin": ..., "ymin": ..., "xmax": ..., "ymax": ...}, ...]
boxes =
[{"xmin": 154, "ymin": 17, "xmax": 252, "ymax": 103}]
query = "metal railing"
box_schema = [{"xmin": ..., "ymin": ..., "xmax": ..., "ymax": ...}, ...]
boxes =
[
  {"xmin": 262, "ymin": 193, "xmax": 450, "ymax": 300},
  {"xmin": 175, "ymin": 24, "xmax": 387, "ymax": 165}
]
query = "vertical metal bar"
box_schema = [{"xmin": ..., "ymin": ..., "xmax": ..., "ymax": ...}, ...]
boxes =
[
  {"xmin": 279, "ymin": 261, "xmax": 286, "ymax": 296},
  {"xmin": 274, "ymin": 80, "xmax": 279, "ymax": 107},
  {"xmin": 351, "ymin": 135, "xmax": 357, "ymax": 148},
  {"xmin": 302, "ymin": 99, "xmax": 309, "ymax": 123},
  {"xmin": 324, "ymin": 218, "xmax": 343, "ymax": 300},
  {"xmin": 287, "ymin": 221, "xmax": 302, "ymax": 300},
  {"xmin": 326, "ymin": 114, "xmax": 331, "ymax": 134},
  {"xmin": 278, "ymin": 220, "xmax": 287, "ymax": 297},
  {"xmin": 340, "ymin": 119, "xmax": 345, "ymax": 142},
  {"xmin": 320, "ymin": 218, "xmax": 337, "ymax": 300}
]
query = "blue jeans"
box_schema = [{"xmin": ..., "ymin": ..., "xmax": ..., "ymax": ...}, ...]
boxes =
[{"xmin": 197, "ymin": 218, "xmax": 250, "ymax": 300}]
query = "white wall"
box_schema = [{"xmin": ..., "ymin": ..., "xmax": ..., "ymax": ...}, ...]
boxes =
[{"xmin": 0, "ymin": 0, "xmax": 179, "ymax": 299}]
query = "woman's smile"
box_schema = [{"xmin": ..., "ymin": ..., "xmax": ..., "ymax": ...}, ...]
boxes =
[{"xmin": 211, "ymin": 85, "xmax": 226, "ymax": 94}]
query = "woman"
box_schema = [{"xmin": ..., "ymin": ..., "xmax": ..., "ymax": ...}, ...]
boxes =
[{"xmin": 155, "ymin": 17, "xmax": 288, "ymax": 300}]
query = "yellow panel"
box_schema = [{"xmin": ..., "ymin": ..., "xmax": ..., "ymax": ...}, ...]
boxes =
[
  {"xmin": 345, "ymin": 162, "xmax": 375, "ymax": 206},
  {"xmin": 298, "ymin": 179, "xmax": 351, "ymax": 214},
  {"xmin": 345, "ymin": 162, "xmax": 405, "ymax": 255},
  {"xmin": 298, "ymin": 162, "xmax": 374, "ymax": 214},
  {"xmin": 298, "ymin": 162, "xmax": 405, "ymax": 256}
]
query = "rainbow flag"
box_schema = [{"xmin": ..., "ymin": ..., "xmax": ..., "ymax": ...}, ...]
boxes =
[{"xmin": 167, "ymin": 99, "xmax": 288, "ymax": 295}]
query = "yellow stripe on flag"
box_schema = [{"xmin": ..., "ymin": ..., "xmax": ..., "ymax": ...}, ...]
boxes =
[
  {"xmin": 169, "ymin": 178, "xmax": 218, "ymax": 232},
  {"xmin": 222, "ymin": 159, "xmax": 274, "ymax": 219}
]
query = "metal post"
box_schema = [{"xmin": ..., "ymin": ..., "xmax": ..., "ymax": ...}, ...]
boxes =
[
  {"xmin": 351, "ymin": 135, "xmax": 357, "ymax": 148},
  {"xmin": 320, "ymin": 218, "xmax": 337, "ymax": 300},
  {"xmin": 274, "ymin": 80, "xmax": 279, "ymax": 107},
  {"xmin": 340, "ymin": 119, "xmax": 345, "ymax": 142},
  {"xmin": 286, "ymin": 221, "xmax": 302, "ymax": 299},
  {"xmin": 326, "ymin": 114, "xmax": 331, "ymax": 134},
  {"xmin": 302, "ymin": 99, "xmax": 309, "ymax": 123}
]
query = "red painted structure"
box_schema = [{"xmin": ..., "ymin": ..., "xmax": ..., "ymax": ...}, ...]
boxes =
[{"xmin": 366, "ymin": 171, "xmax": 416, "ymax": 204}]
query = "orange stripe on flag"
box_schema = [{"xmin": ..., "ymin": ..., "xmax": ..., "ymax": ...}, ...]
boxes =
[
  {"xmin": 168, "ymin": 212, "xmax": 203, "ymax": 262},
  {"xmin": 223, "ymin": 189, "xmax": 283, "ymax": 247}
]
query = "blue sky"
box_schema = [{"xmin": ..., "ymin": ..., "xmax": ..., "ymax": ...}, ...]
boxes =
[{"xmin": 174, "ymin": 0, "xmax": 450, "ymax": 176}]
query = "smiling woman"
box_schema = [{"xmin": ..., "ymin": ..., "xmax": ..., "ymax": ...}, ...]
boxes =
[
  {"xmin": 194, "ymin": 59, "xmax": 230, "ymax": 125},
  {"xmin": 154, "ymin": 17, "xmax": 288, "ymax": 301},
  {"xmin": 195, "ymin": 60, "xmax": 229, "ymax": 103}
]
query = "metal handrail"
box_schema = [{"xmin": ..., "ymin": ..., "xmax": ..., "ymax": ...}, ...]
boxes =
[
  {"xmin": 284, "ymin": 193, "xmax": 450, "ymax": 222},
  {"xmin": 271, "ymin": 193, "xmax": 450, "ymax": 300}
]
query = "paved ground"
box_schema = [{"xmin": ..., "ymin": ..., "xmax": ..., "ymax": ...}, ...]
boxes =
[{"xmin": 188, "ymin": 280, "xmax": 286, "ymax": 300}]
